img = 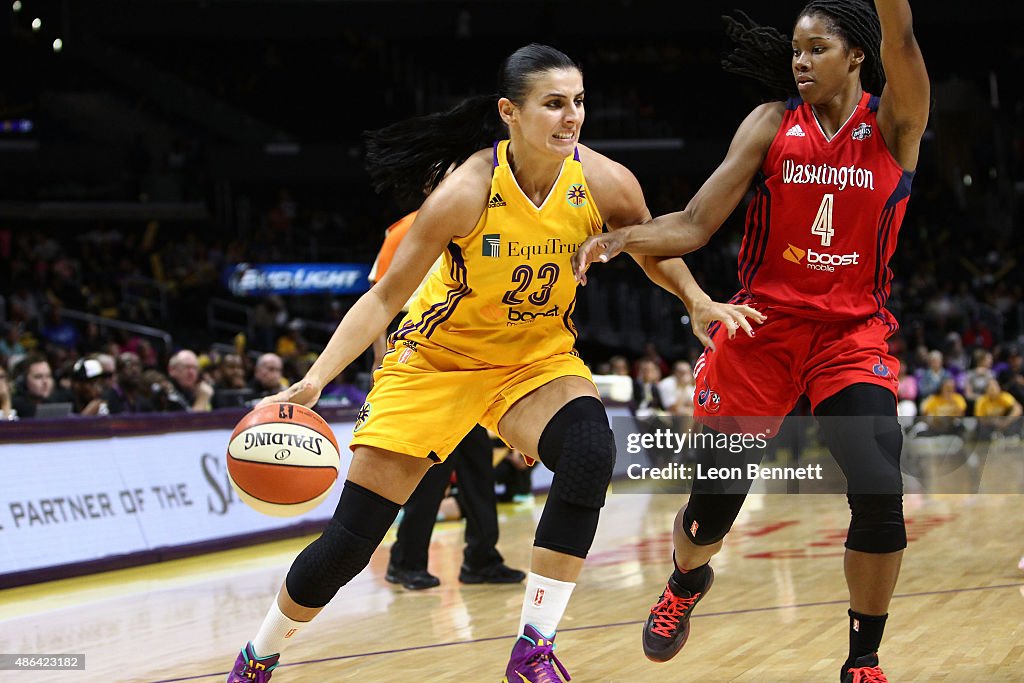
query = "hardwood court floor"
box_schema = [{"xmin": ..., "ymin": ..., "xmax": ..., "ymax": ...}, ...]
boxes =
[{"xmin": 2, "ymin": 452, "xmax": 1023, "ymax": 682}]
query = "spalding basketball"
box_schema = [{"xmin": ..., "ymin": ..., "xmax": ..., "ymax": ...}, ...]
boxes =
[{"xmin": 227, "ymin": 402, "xmax": 340, "ymax": 517}]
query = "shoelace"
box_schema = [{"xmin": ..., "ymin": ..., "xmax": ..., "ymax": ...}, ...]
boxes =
[
  {"xmin": 649, "ymin": 588, "xmax": 700, "ymax": 638},
  {"xmin": 523, "ymin": 643, "xmax": 571, "ymax": 683},
  {"xmin": 847, "ymin": 664, "xmax": 887, "ymax": 683}
]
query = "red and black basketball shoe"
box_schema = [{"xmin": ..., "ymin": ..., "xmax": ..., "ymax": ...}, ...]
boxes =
[
  {"xmin": 841, "ymin": 653, "xmax": 889, "ymax": 682},
  {"xmin": 642, "ymin": 565, "xmax": 714, "ymax": 662}
]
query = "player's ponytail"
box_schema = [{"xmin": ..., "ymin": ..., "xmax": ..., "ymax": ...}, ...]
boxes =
[
  {"xmin": 722, "ymin": 1, "xmax": 884, "ymax": 100},
  {"xmin": 364, "ymin": 94, "xmax": 502, "ymax": 203},
  {"xmin": 365, "ymin": 43, "xmax": 579, "ymax": 203}
]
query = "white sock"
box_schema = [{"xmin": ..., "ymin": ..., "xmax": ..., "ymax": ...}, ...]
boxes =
[
  {"xmin": 252, "ymin": 598, "xmax": 307, "ymax": 657},
  {"xmin": 518, "ymin": 572, "xmax": 576, "ymax": 637}
]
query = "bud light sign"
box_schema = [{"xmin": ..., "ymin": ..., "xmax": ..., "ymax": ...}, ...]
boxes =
[{"xmin": 226, "ymin": 263, "xmax": 371, "ymax": 296}]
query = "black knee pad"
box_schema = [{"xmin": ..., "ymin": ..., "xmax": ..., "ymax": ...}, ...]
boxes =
[
  {"xmin": 846, "ymin": 493, "xmax": 906, "ymax": 553},
  {"xmin": 534, "ymin": 496, "xmax": 600, "ymax": 559},
  {"xmin": 681, "ymin": 492, "xmax": 747, "ymax": 545},
  {"xmin": 537, "ymin": 396, "xmax": 615, "ymax": 509},
  {"xmin": 533, "ymin": 396, "xmax": 614, "ymax": 559},
  {"xmin": 816, "ymin": 384, "xmax": 903, "ymax": 495},
  {"xmin": 286, "ymin": 481, "xmax": 400, "ymax": 608}
]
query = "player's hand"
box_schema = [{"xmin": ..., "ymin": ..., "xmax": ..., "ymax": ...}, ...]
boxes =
[
  {"xmin": 689, "ymin": 299, "xmax": 766, "ymax": 351},
  {"xmin": 258, "ymin": 377, "xmax": 323, "ymax": 409},
  {"xmin": 572, "ymin": 231, "xmax": 628, "ymax": 285}
]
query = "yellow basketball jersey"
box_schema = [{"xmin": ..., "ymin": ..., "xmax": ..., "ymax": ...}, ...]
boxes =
[{"xmin": 393, "ymin": 140, "xmax": 604, "ymax": 366}]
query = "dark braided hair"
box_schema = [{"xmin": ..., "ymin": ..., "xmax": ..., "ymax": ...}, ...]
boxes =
[
  {"xmin": 365, "ymin": 44, "xmax": 580, "ymax": 203},
  {"xmin": 722, "ymin": 0, "xmax": 884, "ymax": 101}
]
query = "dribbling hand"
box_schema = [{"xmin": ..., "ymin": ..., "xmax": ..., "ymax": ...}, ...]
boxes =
[
  {"xmin": 572, "ymin": 231, "xmax": 628, "ymax": 285},
  {"xmin": 689, "ymin": 299, "xmax": 766, "ymax": 351},
  {"xmin": 257, "ymin": 378, "xmax": 323, "ymax": 409}
]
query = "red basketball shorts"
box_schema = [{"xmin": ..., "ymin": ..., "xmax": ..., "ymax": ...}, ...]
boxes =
[{"xmin": 692, "ymin": 307, "xmax": 899, "ymax": 436}]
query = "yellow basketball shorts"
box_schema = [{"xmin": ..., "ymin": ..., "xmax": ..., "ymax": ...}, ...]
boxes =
[{"xmin": 349, "ymin": 339, "xmax": 593, "ymax": 460}]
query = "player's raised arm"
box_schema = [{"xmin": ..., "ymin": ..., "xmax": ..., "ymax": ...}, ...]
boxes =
[
  {"xmin": 572, "ymin": 102, "xmax": 781, "ymax": 282},
  {"xmin": 874, "ymin": 0, "xmax": 930, "ymax": 171}
]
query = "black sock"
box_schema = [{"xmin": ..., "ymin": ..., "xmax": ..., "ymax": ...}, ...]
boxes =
[
  {"xmin": 845, "ymin": 609, "xmax": 887, "ymax": 667},
  {"xmin": 669, "ymin": 554, "xmax": 710, "ymax": 594}
]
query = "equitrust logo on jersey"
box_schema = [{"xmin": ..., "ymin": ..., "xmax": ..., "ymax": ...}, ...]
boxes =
[
  {"xmin": 482, "ymin": 234, "xmax": 501, "ymax": 257},
  {"xmin": 783, "ymin": 243, "xmax": 860, "ymax": 272}
]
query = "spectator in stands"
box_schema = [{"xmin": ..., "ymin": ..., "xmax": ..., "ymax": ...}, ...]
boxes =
[
  {"xmin": 211, "ymin": 353, "xmax": 253, "ymax": 409},
  {"xmin": 167, "ymin": 349, "xmax": 213, "ymax": 412},
  {"xmin": 974, "ymin": 378, "xmax": 1023, "ymax": 440},
  {"xmin": 658, "ymin": 360, "xmax": 695, "ymax": 417},
  {"xmin": 249, "ymin": 352, "xmax": 287, "ymax": 401},
  {"xmin": 919, "ymin": 377, "xmax": 966, "ymax": 436},
  {"xmin": 0, "ymin": 367, "xmax": 14, "ymax": 420},
  {"xmin": 639, "ymin": 341, "xmax": 670, "ymax": 377},
  {"xmin": 40, "ymin": 308, "xmax": 80, "ymax": 351},
  {"xmin": 962, "ymin": 349, "xmax": 995, "ymax": 408},
  {"xmin": 995, "ymin": 346, "xmax": 1022, "ymax": 387},
  {"xmin": 916, "ymin": 350, "xmax": 950, "ymax": 399},
  {"xmin": 896, "ymin": 364, "xmax": 918, "ymax": 418},
  {"xmin": 143, "ymin": 368, "xmax": 191, "ymax": 412},
  {"xmin": 609, "ymin": 355, "xmax": 630, "ymax": 376},
  {"xmin": 0, "ymin": 321, "xmax": 27, "ymax": 359},
  {"xmin": 633, "ymin": 358, "xmax": 667, "ymax": 417},
  {"xmin": 96, "ymin": 352, "xmax": 117, "ymax": 394},
  {"xmin": 276, "ymin": 319, "xmax": 309, "ymax": 361},
  {"xmin": 944, "ymin": 332, "xmax": 969, "ymax": 373},
  {"xmin": 1003, "ymin": 372, "xmax": 1024, "ymax": 407},
  {"xmin": 70, "ymin": 357, "xmax": 111, "ymax": 416},
  {"xmin": 962, "ymin": 317, "xmax": 994, "ymax": 350},
  {"xmin": 11, "ymin": 353, "xmax": 71, "ymax": 419},
  {"xmin": 106, "ymin": 351, "xmax": 156, "ymax": 414}
]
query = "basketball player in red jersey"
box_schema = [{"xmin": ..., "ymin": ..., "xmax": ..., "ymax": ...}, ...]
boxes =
[{"xmin": 573, "ymin": 2, "xmax": 928, "ymax": 680}]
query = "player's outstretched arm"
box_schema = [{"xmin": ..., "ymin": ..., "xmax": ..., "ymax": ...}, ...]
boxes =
[
  {"xmin": 874, "ymin": 0, "xmax": 930, "ymax": 171},
  {"xmin": 580, "ymin": 147, "xmax": 765, "ymax": 349},
  {"xmin": 572, "ymin": 102, "xmax": 781, "ymax": 283},
  {"xmin": 260, "ymin": 152, "xmax": 491, "ymax": 407}
]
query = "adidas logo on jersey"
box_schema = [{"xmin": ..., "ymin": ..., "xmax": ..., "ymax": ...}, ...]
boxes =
[
  {"xmin": 786, "ymin": 124, "xmax": 806, "ymax": 137},
  {"xmin": 488, "ymin": 193, "xmax": 507, "ymax": 208}
]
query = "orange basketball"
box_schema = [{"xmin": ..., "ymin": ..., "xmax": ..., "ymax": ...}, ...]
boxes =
[{"xmin": 226, "ymin": 402, "xmax": 340, "ymax": 517}]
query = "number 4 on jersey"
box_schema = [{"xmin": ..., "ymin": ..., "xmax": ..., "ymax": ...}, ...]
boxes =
[{"xmin": 811, "ymin": 193, "xmax": 834, "ymax": 247}]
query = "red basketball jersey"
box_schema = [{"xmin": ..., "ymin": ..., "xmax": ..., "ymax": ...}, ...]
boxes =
[{"xmin": 736, "ymin": 92, "xmax": 913, "ymax": 321}]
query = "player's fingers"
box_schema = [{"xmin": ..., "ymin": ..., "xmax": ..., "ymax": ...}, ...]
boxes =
[
  {"xmin": 735, "ymin": 311, "xmax": 755, "ymax": 337},
  {"xmin": 740, "ymin": 305, "xmax": 767, "ymax": 322},
  {"xmin": 695, "ymin": 328, "xmax": 716, "ymax": 352},
  {"xmin": 724, "ymin": 317, "xmax": 738, "ymax": 339}
]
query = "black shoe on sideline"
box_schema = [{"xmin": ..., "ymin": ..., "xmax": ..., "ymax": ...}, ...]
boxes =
[{"xmin": 459, "ymin": 562, "xmax": 526, "ymax": 584}]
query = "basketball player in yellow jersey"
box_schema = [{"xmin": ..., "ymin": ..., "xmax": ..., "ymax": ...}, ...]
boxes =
[{"xmin": 226, "ymin": 43, "xmax": 763, "ymax": 683}]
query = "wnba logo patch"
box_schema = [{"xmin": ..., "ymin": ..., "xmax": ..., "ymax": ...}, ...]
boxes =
[
  {"xmin": 533, "ymin": 589, "xmax": 545, "ymax": 606},
  {"xmin": 398, "ymin": 345, "xmax": 416, "ymax": 364},
  {"xmin": 354, "ymin": 402, "xmax": 371, "ymax": 432},
  {"xmin": 566, "ymin": 183, "xmax": 587, "ymax": 208}
]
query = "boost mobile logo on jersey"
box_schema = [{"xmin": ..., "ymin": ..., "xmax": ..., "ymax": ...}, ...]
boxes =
[
  {"xmin": 566, "ymin": 183, "xmax": 587, "ymax": 208},
  {"xmin": 482, "ymin": 234, "xmax": 501, "ymax": 257},
  {"xmin": 783, "ymin": 243, "xmax": 860, "ymax": 272}
]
